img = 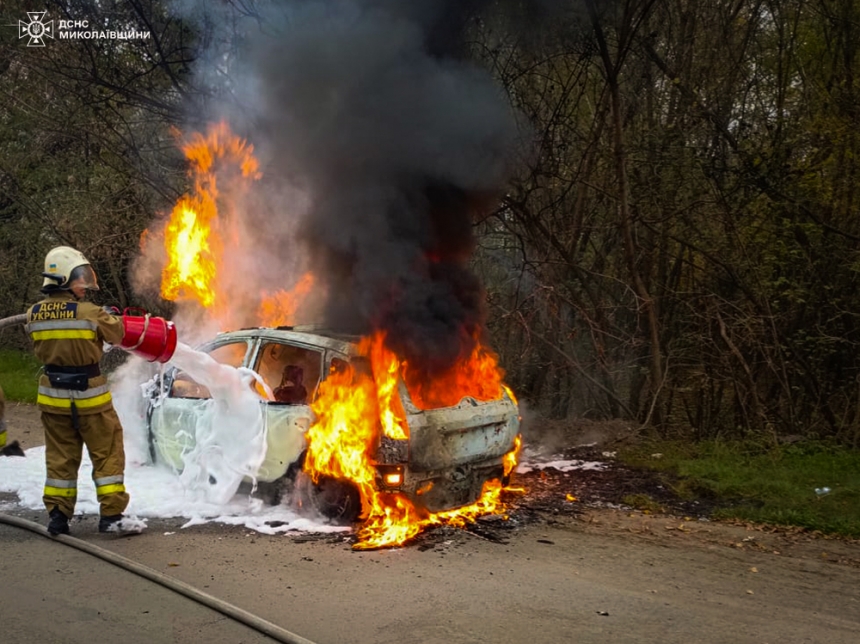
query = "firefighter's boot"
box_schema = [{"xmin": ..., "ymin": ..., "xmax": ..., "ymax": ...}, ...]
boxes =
[
  {"xmin": 0, "ymin": 440, "xmax": 25, "ymax": 457},
  {"xmin": 47, "ymin": 508, "xmax": 70, "ymax": 536},
  {"xmin": 99, "ymin": 514, "xmax": 145, "ymax": 535}
]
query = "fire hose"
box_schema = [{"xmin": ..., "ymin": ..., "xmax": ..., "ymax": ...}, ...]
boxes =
[
  {"xmin": 0, "ymin": 513, "xmax": 318, "ymax": 644},
  {"xmin": 0, "ymin": 312, "xmax": 316, "ymax": 643},
  {"xmin": 0, "ymin": 313, "xmax": 27, "ymax": 331}
]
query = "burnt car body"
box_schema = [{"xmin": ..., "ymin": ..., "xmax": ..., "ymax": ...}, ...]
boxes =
[{"xmin": 145, "ymin": 327, "xmax": 520, "ymax": 521}]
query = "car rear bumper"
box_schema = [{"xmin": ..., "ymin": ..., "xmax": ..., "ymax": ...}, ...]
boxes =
[{"xmin": 397, "ymin": 459, "xmax": 506, "ymax": 513}]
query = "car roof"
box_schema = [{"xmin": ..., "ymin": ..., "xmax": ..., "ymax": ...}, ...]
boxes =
[{"xmin": 207, "ymin": 326, "xmax": 362, "ymax": 357}]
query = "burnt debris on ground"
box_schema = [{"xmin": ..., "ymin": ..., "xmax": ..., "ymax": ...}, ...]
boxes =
[
  {"xmin": 519, "ymin": 444, "xmax": 718, "ymax": 518},
  {"xmin": 384, "ymin": 445, "xmax": 717, "ymax": 550}
]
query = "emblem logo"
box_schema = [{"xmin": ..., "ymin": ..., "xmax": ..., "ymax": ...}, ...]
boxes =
[{"xmin": 19, "ymin": 12, "xmax": 54, "ymax": 47}]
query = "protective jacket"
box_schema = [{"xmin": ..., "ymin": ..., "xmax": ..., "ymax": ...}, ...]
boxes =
[
  {"xmin": 26, "ymin": 292, "xmax": 124, "ymax": 415},
  {"xmin": 25, "ymin": 292, "xmax": 129, "ymax": 518}
]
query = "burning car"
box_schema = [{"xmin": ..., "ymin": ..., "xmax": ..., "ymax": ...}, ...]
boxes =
[
  {"xmin": 146, "ymin": 326, "xmax": 520, "ymax": 525},
  {"xmin": 140, "ymin": 123, "xmax": 523, "ymax": 548}
]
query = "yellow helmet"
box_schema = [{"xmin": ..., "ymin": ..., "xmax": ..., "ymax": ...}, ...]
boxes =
[{"xmin": 41, "ymin": 246, "xmax": 99, "ymax": 291}]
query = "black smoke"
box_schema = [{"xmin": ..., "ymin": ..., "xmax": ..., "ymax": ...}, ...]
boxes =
[{"xmin": 240, "ymin": 0, "xmax": 522, "ymax": 373}]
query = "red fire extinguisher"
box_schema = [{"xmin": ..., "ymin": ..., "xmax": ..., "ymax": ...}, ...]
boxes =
[{"xmin": 118, "ymin": 307, "xmax": 177, "ymax": 363}]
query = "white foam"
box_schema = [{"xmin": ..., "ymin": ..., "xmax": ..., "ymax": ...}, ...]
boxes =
[
  {"xmin": 0, "ymin": 445, "xmax": 346, "ymax": 534},
  {"xmin": 109, "ymin": 352, "xmax": 158, "ymax": 466},
  {"xmin": 516, "ymin": 457, "xmax": 608, "ymax": 474},
  {"xmin": 0, "ymin": 341, "xmax": 344, "ymax": 535},
  {"xmin": 166, "ymin": 342, "xmax": 270, "ymax": 505}
]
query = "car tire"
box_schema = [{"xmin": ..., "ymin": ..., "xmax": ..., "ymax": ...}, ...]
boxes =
[
  {"xmin": 255, "ymin": 479, "xmax": 288, "ymax": 506},
  {"xmin": 308, "ymin": 475, "xmax": 362, "ymax": 525}
]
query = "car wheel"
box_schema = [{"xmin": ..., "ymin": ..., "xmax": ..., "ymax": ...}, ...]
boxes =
[
  {"xmin": 309, "ymin": 475, "xmax": 362, "ymax": 525},
  {"xmin": 255, "ymin": 479, "xmax": 287, "ymax": 506}
]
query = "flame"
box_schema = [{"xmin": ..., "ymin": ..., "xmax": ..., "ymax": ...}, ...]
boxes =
[
  {"xmin": 403, "ymin": 334, "xmax": 505, "ymax": 410},
  {"xmin": 161, "ymin": 197, "xmax": 220, "ymax": 307},
  {"xmin": 504, "ymin": 434, "xmax": 522, "ymax": 478},
  {"xmin": 258, "ymin": 273, "xmax": 316, "ymax": 327},
  {"xmin": 304, "ymin": 333, "xmax": 408, "ymax": 487},
  {"xmin": 158, "ymin": 122, "xmax": 261, "ymax": 311},
  {"xmin": 305, "ymin": 330, "xmax": 521, "ymax": 549},
  {"xmin": 305, "ymin": 359, "xmax": 378, "ymax": 486},
  {"xmin": 367, "ymin": 334, "xmax": 409, "ymax": 440}
]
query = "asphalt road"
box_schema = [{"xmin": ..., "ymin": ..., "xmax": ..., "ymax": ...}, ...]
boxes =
[
  {"xmin": 2, "ymin": 401, "xmax": 858, "ymax": 644},
  {"xmin": 0, "ymin": 522, "xmax": 271, "ymax": 643},
  {"xmin": 2, "ymin": 508, "xmax": 858, "ymax": 644}
]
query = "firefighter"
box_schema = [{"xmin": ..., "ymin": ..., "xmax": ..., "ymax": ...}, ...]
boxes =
[
  {"xmin": 25, "ymin": 246, "xmax": 138, "ymax": 536},
  {"xmin": 0, "ymin": 384, "xmax": 25, "ymax": 457}
]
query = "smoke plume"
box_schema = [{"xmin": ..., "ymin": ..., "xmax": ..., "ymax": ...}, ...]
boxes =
[
  {"xmin": 245, "ymin": 0, "xmax": 519, "ymax": 373},
  {"xmin": 160, "ymin": 0, "xmax": 523, "ymax": 373}
]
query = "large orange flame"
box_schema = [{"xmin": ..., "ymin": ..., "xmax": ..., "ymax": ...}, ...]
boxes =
[
  {"xmin": 160, "ymin": 123, "xmax": 260, "ymax": 310},
  {"xmin": 403, "ymin": 334, "xmax": 505, "ymax": 409},
  {"xmin": 154, "ymin": 124, "xmax": 317, "ymax": 328},
  {"xmin": 303, "ymin": 333, "xmax": 407, "ymax": 490},
  {"xmin": 305, "ymin": 331, "xmax": 521, "ymax": 550}
]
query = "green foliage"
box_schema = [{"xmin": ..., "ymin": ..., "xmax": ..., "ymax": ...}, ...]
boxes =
[
  {"xmin": 621, "ymin": 440, "xmax": 860, "ymax": 538},
  {"xmin": 0, "ymin": 0, "xmax": 188, "ymax": 321},
  {"xmin": 0, "ymin": 349, "xmax": 40, "ymax": 403},
  {"xmin": 470, "ymin": 0, "xmax": 860, "ymax": 443},
  {"xmin": 621, "ymin": 493, "xmax": 666, "ymax": 514}
]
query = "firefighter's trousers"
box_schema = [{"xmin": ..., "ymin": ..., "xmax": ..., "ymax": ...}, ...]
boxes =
[{"xmin": 41, "ymin": 408, "xmax": 129, "ymax": 518}]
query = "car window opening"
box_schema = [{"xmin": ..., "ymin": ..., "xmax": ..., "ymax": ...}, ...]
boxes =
[
  {"xmin": 256, "ymin": 342, "xmax": 322, "ymax": 404},
  {"xmin": 170, "ymin": 341, "xmax": 250, "ymax": 399}
]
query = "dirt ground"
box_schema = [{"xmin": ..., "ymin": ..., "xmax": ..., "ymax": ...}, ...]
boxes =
[{"xmin": 1, "ymin": 402, "xmax": 858, "ymax": 644}]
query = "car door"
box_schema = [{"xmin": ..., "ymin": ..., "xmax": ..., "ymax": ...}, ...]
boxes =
[
  {"xmin": 148, "ymin": 339, "xmax": 255, "ymax": 471},
  {"xmin": 251, "ymin": 339, "xmax": 324, "ymax": 481}
]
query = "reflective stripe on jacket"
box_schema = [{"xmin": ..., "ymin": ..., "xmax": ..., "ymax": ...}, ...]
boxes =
[
  {"xmin": 27, "ymin": 319, "xmax": 98, "ymax": 341},
  {"xmin": 26, "ymin": 293, "xmax": 124, "ymax": 416}
]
